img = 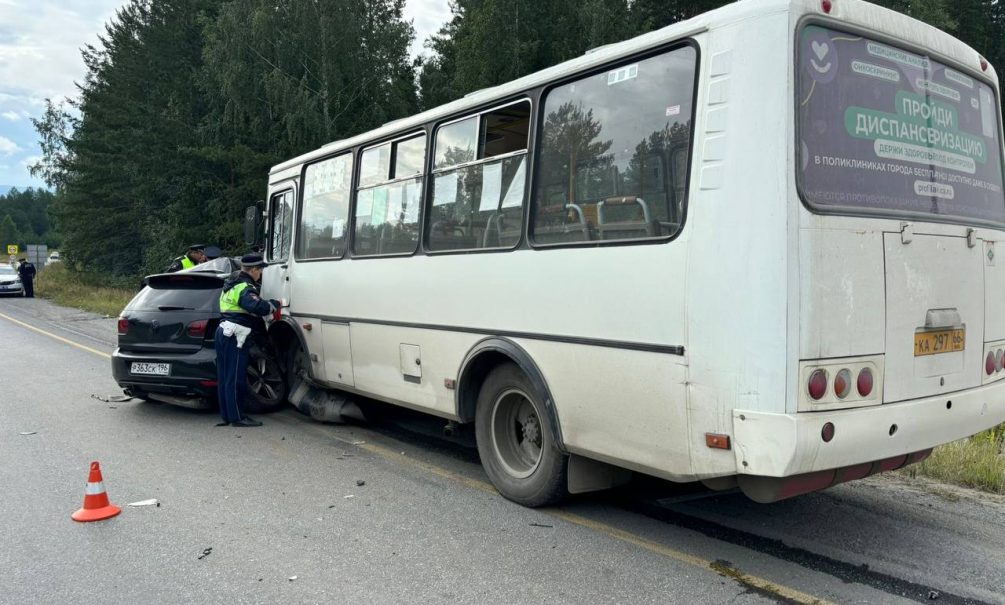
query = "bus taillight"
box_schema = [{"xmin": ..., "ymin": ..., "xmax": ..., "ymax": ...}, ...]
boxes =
[
  {"xmin": 857, "ymin": 368, "xmax": 874, "ymax": 397},
  {"xmin": 834, "ymin": 369, "xmax": 851, "ymax": 399},
  {"xmin": 821, "ymin": 0, "xmax": 833, "ymax": 14},
  {"xmin": 980, "ymin": 56, "xmax": 988, "ymax": 72},
  {"xmin": 808, "ymin": 369, "xmax": 828, "ymax": 400},
  {"xmin": 986, "ymin": 351, "xmax": 995, "ymax": 375}
]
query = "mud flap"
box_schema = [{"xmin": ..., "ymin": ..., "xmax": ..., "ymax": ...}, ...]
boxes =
[{"xmin": 567, "ymin": 454, "xmax": 633, "ymax": 494}]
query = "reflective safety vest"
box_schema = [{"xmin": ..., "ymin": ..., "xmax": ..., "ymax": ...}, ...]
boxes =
[
  {"xmin": 180, "ymin": 256, "xmax": 196, "ymax": 270},
  {"xmin": 219, "ymin": 282, "xmax": 251, "ymax": 314}
]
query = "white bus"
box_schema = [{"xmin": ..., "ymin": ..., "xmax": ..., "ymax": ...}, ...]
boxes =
[{"xmin": 251, "ymin": 0, "xmax": 1005, "ymax": 505}]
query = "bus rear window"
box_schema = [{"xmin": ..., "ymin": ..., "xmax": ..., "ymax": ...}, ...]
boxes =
[{"xmin": 797, "ymin": 25, "xmax": 1005, "ymax": 224}]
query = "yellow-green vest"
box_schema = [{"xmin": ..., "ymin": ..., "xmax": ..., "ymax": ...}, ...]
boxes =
[{"xmin": 219, "ymin": 282, "xmax": 251, "ymax": 314}]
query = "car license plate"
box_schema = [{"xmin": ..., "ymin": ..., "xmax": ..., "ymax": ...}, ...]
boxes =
[
  {"xmin": 914, "ymin": 328, "xmax": 965, "ymax": 357},
  {"xmin": 131, "ymin": 362, "xmax": 170, "ymax": 376}
]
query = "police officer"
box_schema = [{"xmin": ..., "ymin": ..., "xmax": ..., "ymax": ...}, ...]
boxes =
[
  {"xmin": 215, "ymin": 253, "xmax": 280, "ymax": 427},
  {"xmin": 166, "ymin": 244, "xmax": 208, "ymax": 273},
  {"xmin": 17, "ymin": 258, "xmax": 36, "ymax": 297}
]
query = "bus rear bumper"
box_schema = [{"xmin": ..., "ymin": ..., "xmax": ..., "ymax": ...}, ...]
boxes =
[{"xmin": 731, "ymin": 382, "xmax": 1005, "ymax": 502}]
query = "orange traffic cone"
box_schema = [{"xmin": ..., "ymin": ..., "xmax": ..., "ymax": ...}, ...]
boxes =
[{"xmin": 71, "ymin": 461, "xmax": 121, "ymax": 522}]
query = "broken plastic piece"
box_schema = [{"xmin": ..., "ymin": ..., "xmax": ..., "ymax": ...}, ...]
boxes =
[
  {"xmin": 127, "ymin": 499, "xmax": 159, "ymax": 507},
  {"xmin": 288, "ymin": 576, "xmax": 298, "ymax": 581},
  {"xmin": 18, "ymin": 431, "xmax": 37, "ymax": 436},
  {"xmin": 356, "ymin": 480, "xmax": 365, "ymax": 486},
  {"xmin": 344, "ymin": 494, "xmax": 354, "ymax": 499}
]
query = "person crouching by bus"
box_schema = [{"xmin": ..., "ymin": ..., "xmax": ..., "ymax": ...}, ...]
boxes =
[
  {"xmin": 166, "ymin": 244, "xmax": 207, "ymax": 272},
  {"xmin": 17, "ymin": 258, "xmax": 36, "ymax": 297},
  {"xmin": 214, "ymin": 254, "xmax": 280, "ymax": 427}
]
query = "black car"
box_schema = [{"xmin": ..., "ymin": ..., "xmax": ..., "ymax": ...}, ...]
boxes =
[{"xmin": 111, "ymin": 258, "xmax": 287, "ymax": 413}]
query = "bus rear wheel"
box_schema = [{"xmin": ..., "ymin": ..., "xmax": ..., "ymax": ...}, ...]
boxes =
[{"xmin": 475, "ymin": 363, "xmax": 567, "ymax": 507}]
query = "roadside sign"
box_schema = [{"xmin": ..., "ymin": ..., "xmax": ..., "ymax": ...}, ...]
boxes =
[{"xmin": 6, "ymin": 245, "xmax": 17, "ymax": 255}]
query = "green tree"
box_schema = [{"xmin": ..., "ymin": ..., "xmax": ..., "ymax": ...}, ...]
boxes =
[
  {"xmin": 419, "ymin": 0, "xmax": 632, "ymax": 108},
  {"xmin": 198, "ymin": 0, "xmax": 419, "ymax": 253},
  {"xmin": 0, "ymin": 214, "xmax": 22, "ymax": 249}
]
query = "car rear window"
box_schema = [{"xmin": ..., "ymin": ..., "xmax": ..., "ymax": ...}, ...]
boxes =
[
  {"xmin": 798, "ymin": 25, "xmax": 1005, "ymax": 224},
  {"xmin": 125, "ymin": 277, "xmax": 222, "ymax": 312}
]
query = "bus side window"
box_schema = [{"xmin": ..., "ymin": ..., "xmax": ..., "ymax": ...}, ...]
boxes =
[
  {"xmin": 352, "ymin": 134, "xmax": 425, "ymax": 257},
  {"xmin": 426, "ymin": 101, "xmax": 531, "ymax": 252},
  {"xmin": 297, "ymin": 153, "xmax": 353, "ymax": 260},
  {"xmin": 531, "ymin": 46, "xmax": 697, "ymax": 244},
  {"xmin": 267, "ymin": 189, "xmax": 294, "ymax": 263}
]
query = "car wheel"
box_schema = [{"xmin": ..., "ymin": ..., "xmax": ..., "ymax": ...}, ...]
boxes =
[
  {"xmin": 474, "ymin": 363, "xmax": 568, "ymax": 507},
  {"xmin": 245, "ymin": 349, "xmax": 287, "ymax": 413}
]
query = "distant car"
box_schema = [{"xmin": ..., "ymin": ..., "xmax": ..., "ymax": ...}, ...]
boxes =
[
  {"xmin": 111, "ymin": 258, "xmax": 287, "ymax": 413},
  {"xmin": 0, "ymin": 265, "xmax": 23, "ymax": 296},
  {"xmin": 46, "ymin": 252, "xmax": 60, "ymax": 265}
]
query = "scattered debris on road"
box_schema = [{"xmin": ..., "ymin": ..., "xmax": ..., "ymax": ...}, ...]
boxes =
[
  {"xmin": 197, "ymin": 547, "xmax": 212, "ymax": 560},
  {"xmin": 18, "ymin": 431, "xmax": 37, "ymax": 436},
  {"xmin": 529, "ymin": 523, "xmax": 553, "ymax": 528},
  {"xmin": 344, "ymin": 494, "xmax": 354, "ymax": 499},
  {"xmin": 127, "ymin": 499, "xmax": 159, "ymax": 507},
  {"xmin": 90, "ymin": 394, "xmax": 135, "ymax": 403},
  {"xmin": 288, "ymin": 576, "xmax": 297, "ymax": 582},
  {"xmin": 928, "ymin": 590, "xmax": 940, "ymax": 600},
  {"xmin": 356, "ymin": 479, "xmax": 365, "ymax": 487}
]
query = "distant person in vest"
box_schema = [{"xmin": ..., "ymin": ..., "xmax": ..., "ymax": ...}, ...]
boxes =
[
  {"xmin": 17, "ymin": 258, "xmax": 36, "ymax": 297},
  {"xmin": 215, "ymin": 254, "xmax": 280, "ymax": 427},
  {"xmin": 166, "ymin": 244, "xmax": 207, "ymax": 272}
]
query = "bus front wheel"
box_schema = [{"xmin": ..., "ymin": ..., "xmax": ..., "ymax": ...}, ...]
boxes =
[{"xmin": 475, "ymin": 363, "xmax": 568, "ymax": 507}]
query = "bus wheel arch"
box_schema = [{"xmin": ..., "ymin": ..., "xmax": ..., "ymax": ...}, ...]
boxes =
[
  {"xmin": 456, "ymin": 338, "xmax": 565, "ymax": 451},
  {"xmin": 267, "ymin": 318, "xmax": 312, "ymax": 395}
]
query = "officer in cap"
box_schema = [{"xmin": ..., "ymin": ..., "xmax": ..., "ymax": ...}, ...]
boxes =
[
  {"xmin": 166, "ymin": 244, "xmax": 208, "ymax": 273},
  {"xmin": 214, "ymin": 253, "xmax": 280, "ymax": 427}
]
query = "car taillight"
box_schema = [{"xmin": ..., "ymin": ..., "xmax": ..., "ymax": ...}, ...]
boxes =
[
  {"xmin": 857, "ymin": 368, "xmax": 874, "ymax": 397},
  {"xmin": 834, "ymin": 369, "xmax": 851, "ymax": 399},
  {"xmin": 188, "ymin": 320, "xmax": 208, "ymax": 338},
  {"xmin": 117, "ymin": 317, "xmax": 129, "ymax": 335},
  {"xmin": 808, "ymin": 369, "xmax": 828, "ymax": 400}
]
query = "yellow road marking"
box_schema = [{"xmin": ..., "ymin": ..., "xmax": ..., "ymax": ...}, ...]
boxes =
[
  {"xmin": 0, "ymin": 312, "xmax": 832, "ymax": 604},
  {"xmin": 0, "ymin": 311, "xmax": 112, "ymax": 359},
  {"xmin": 319, "ymin": 427, "xmax": 835, "ymax": 605}
]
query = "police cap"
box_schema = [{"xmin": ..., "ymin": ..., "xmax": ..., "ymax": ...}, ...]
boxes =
[
  {"xmin": 188, "ymin": 244, "xmax": 207, "ymax": 251},
  {"xmin": 204, "ymin": 245, "xmax": 222, "ymax": 259},
  {"xmin": 241, "ymin": 253, "xmax": 267, "ymax": 268}
]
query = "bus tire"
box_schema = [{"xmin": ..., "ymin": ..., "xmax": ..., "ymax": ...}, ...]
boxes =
[{"xmin": 475, "ymin": 363, "xmax": 568, "ymax": 507}]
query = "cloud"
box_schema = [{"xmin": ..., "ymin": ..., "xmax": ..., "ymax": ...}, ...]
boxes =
[
  {"xmin": 0, "ymin": 135, "xmax": 20, "ymax": 155},
  {"xmin": 403, "ymin": 0, "xmax": 452, "ymax": 58},
  {"xmin": 1, "ymin": 110, "xmax": 20, "ymax": 120},
  {"xmin": 0, "ymin": 1, "xmax": 125, "ymax": 102}
]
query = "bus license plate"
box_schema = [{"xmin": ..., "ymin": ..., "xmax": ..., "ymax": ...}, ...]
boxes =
[
  {"xmin": 131, "ymin": 362, "xmax": 170, "ymax": 376},
  {"xmin": 914, "ymin": 328, "xmax": 965, "ymax": 357}
]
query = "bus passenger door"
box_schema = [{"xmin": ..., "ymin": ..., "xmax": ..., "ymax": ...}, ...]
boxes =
[{"xmin": 262, "ymin": 188, "xmax": 295, "ymax": 308}]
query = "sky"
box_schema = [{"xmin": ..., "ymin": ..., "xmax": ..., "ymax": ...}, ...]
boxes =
[{"xmin": 0, "ymin": 0, "xmax": 452, "ymax": 190}]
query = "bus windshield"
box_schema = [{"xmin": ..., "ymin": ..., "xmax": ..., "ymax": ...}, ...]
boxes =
[{"xmin": 798, "ymin": 25, "xmax": 1005, "ymax": 224}]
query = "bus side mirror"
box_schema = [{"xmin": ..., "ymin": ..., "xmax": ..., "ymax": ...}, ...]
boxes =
[{"xmin": 243, "ymin": 202, "xmax": 264, "ymax": 248}]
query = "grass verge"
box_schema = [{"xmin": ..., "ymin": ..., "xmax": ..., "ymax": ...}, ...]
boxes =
[
  {"xmin": 907, "ymin": 425, "xmax": 1005, "ymax": 494},
  {"xmin": 35, "ymin": 263, "xmax": 137, "ymax": 318}
]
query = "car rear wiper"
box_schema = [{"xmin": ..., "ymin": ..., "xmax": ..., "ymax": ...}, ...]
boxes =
[{"xmin": 157, "ymin": 305, "xmax": 195, "ymax": 311}]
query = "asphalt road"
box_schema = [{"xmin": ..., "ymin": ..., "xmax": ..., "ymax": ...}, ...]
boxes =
[{"xmin": 1, "ymin": 296, "xmax": 1003, "ymax": 605}]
